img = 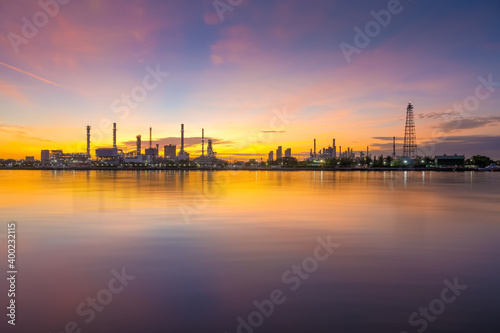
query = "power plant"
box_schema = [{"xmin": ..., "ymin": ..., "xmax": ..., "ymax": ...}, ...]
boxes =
[{"xmin": 33, "ymin": 102, "xmax": 421, "ymax": 168}]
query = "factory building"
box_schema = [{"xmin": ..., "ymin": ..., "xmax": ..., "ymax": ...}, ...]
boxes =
[
  {"xmin": 164, "ymin": 145, "xmax": 176, "ymax": 159},
  {"xmin": 46, "ymin": 150, "xmax": 89, "ymax": 166},
  {"xmin": 435, "ymin": 154, "xmax": 465, "ymax": 168}
]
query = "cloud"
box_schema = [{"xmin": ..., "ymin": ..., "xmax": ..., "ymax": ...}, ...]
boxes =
[
  {"xmin": 0, "ymin": 123, "xmax": 52, "ymax": 143},
  {"xmin": 372, "ymin": 137, "xmax": 403, "ymax": 141},
  {"xmin": 260, "ymin": 130, "xmax": 285, "ymax": 133},
  {"xmin": 419, "ymin": 111, "xmax": 460, "ymax": 119},
  {"xmin": 436, "ymin": 116, "xmax": 500, "ymax": 133},
  {"xmin": 210, "ymin": 26, "xmax": 257, "ymax": 65}
]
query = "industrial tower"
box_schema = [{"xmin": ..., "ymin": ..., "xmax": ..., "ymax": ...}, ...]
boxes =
[{"xmin": 403, "ymin": 102, "xmax": 417, "ymax": 158}]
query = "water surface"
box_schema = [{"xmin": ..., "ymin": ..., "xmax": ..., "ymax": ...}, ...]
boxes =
[{"xmin": 1, "ymin": 170, "xmax": 499, "ymax": 333}]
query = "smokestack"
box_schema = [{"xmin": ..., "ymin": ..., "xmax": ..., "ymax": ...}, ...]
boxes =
[
  {"xmin": 393, "ymin": 136, "xmax": 396, "ymax": 157},
  {"xmin": 333, "ymin": 139, "xmax": 336, "ymax": 158},
  {"xmin": 181, "ymin": 124, "xmax": 184, "ymax": 153},
  {"xmin": 314, "ymin": 139, "xmax": 316, "ymax": 158},
  {"xmin": 202, "ymin": 128, "xmax": 205, "ymax": 156},
  {"xmin": 86, "ymin": 125, "xmax": 91, "ymax": 158},
  {"xmin": 136, "ymin": 135, "xmax": 141, "ymax": 155},
  {"xmin": 113, "ymin": 123, "xmax": 116, "ymax": 149},
  {"xmin": 149, "ymin": 127, "xmax": 152, "ymax": 149}
]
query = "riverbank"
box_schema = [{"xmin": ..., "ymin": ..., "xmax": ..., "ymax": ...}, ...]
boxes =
[{"xmin": 0, "ymin": 167, "xmax": 493, "ymax": 172}]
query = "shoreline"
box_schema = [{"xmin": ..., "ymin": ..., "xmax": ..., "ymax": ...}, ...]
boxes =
[{"xmin": 0, "ymin": 167, "xmax": 493, "ymax": 172}]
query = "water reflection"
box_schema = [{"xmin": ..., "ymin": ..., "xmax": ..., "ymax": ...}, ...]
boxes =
[{"xmin": 0, "ymin": 170, "xmax": 499, "ymax": 333}]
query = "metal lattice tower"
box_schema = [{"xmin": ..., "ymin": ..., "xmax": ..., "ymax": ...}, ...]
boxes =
[{"xmin": 403, "ymin": 102, "xmax": 417, "ymax": 158}]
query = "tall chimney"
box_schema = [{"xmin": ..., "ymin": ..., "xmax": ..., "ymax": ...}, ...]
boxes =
[
  {"xmin": 149, "ymin": 127, "xmax": 152, "ymax": 149},
  {"xmin": 393, "ymin": 136, "xmax": 396, "ymax": 157},
  {"xmin": 202, "ymin": 128, "xmax": 205, "ymax": 156},
  {"xmin": 136, "ymin": 135, "xmax": 141, "ymax": 155},
  {"xmin": 86, "ymin": 125, "xmax": 91, "ymax": 158},
  {"xmin": 181, "ymin": 124, "xmax": 184, "ymax": 153},
  {"xmin": 314, "ymin": 139, "xmax": 316, "ymax": 158},
  {"xmin": 113, "ymin": 123, "xmax": 117, "ymax": 149},
  {"xmin": 333, "ymin": 139, "xmax": 336, "ymax": 158}
]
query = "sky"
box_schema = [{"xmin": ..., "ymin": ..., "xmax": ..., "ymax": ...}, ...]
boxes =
[{"xmin": 0, "ymin": 0, "xmax": 499, "ymax": 160}]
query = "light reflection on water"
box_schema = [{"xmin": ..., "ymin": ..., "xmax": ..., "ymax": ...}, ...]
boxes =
[{"xmin": 1, "ymin": 170, "xmax": 499, "ymax": 333}]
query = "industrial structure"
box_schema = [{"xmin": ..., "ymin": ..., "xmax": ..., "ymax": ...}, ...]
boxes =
[
  {"xmin": 392, "ymin": 136, "xmax": 396, "ymax": 157},
  {"xmin": 403, "ymin": 102, "xmax": 417, "ymax": 159},
  {"xmin": 164, "ymin": 145, "xmax": 176, "ymax": 159},
  {"xmin": 86, "ymin": 125, "xmax": 91, "ymax": 159},
  {"xmin": 309, "ymin": 138, "xmax": 340, "ymax": 161},
  {"xmin": 95, "ymin": 122, "xmax": 121, "ymax": 164},
  {"xmin": 144, "ymin": 127, "xmax": 158, "ymax": 157},
  {"xmin": 177, "ymin": 124, "xmax": 190, "ymax": 161},
  {"xmin": 28, "ymin": 104, "xmax": 454, "ymax": 169},
  {"xmin": 192, "ymin": 129, "xmax": 226, "ymax": 166}
]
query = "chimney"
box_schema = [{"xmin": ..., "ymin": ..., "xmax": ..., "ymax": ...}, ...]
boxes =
[
  {"xmin": 314, "ymin": 139, "xmax": 316, "ymax": 158},
  {"xmin": 136, "ymin": 135, "xmax": 141, "ymax": 155},
  {"xmin": 149, "ymin": 127, "xmax": 152, "ymax": 149},
  {"xmin": 202, "ymin": 128, "xmax": 205, "ymax": 156},
  {"xmin": 113, "ymin": 123, "xmax": 116, "ymax": 149},
  {"xmin": 333, "ymin": 139, "xmax": 336, "ymax": 158},
  {"xmin": 181, "ymin": 124, "xmax": 184, "ymax": 153},
  {"xmin": 393, "ymin": 136, "xmax": 396, "ymax": 157},
  {"xmin": 86, "ymin": 125, "xmax": 91, "ymax": 158}
]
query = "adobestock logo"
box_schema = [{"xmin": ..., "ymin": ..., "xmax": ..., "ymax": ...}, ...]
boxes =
[
  {"xmin": 400, "ymin": 277, "xmax": 467, "ymax": 333},
  {"xmin": 340, "ymin": 0, "xmax": 406, "ymax": 64},
  {"xmin": 7, "ymin": 0, "xmax": 72, "ymax": 54}
]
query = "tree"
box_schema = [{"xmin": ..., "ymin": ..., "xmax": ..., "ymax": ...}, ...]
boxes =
[{"xmin": 471, "ymin": 155, "xmax": 493, "ymax": 168}]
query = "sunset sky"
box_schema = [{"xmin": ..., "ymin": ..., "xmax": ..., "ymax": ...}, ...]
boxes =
[{"xmin": 1, "ymin": 0, "xmax": 499, "ymax": 160}]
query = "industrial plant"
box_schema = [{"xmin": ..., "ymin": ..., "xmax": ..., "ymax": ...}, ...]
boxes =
[{"xmin": 1, "ymin": 102, "xmax": 493, "ymax": 170}]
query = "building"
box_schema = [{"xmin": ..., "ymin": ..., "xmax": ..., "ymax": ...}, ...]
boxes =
[
  {"xmin": 285, "ymin": 148, "xmax": 291, "ymax": 158},
  {"xmin": 164, "ymin": 145, "xmax": 176, "ymax": 159},
  {"xmin": 276, "ymin": 146, "xmax": 283, "ymax": 160},
  {"xmin": 144, "ymin": 147, "xmax": 158, "ymax": 157},
  {"xmin": 48, "ymin": 150, "xmax": 89, "ymax": 166},
  {"xmin": 41, "ymin": 150, "xmax": 50, "ymax": 162},
  {"xmin": 435, "ymin": 154, "xmax": 465, "ymax": 168},
  {"xmin": 25, "ymin": 156, "xmax": 35, "ymax": 162},
  {"xmin": 95, "ymin": 148, "xmax": 118, "ymax": 158},
  {"xmin": 268, "ymin": 151, "xmax": 273, "ymax": 162}
]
